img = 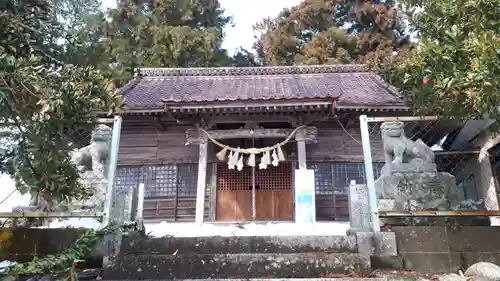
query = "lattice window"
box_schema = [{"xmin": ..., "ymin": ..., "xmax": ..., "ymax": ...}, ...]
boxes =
[
  {"xmin": 255, "ymin": 164, "xmax": 292, "ymax": 190},
  {"xmin": 308, "ymin": 162, "xmax": 384, "ymax": 195},
  {"xmin": 217, "ymin": 164, "xmax": 252, "ymax": 191},
  {"xmin": 115, "ymin": 164, "xmax": 198, "ymax": 198},
  {"xmin": 177, "ymin": 164, "xmax": 198, "ymax": 197},
  {"xmin": 115, "ymin": 166, "xmax": 145, "ymax": 192},
  {"xmin": 307, "ymin": 163, "xmax": 333, "ymax": 195},
  {"xmin": 217, "ymin": 163, "xmax": 293, "ymax": 191},
  {"xmin": 332, "ymin": 163, "xmax": 384, "ymax": 193},
  {"xmin": 145, "ymin": 165, "xmax": 177, "ymax": 197}
]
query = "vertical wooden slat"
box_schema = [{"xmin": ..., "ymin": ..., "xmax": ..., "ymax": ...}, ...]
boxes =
[
  {"xmin": 208, "ymin": 164, "xmax": 217, "ymax": 221},
  {"xmin": 331, "ymin": 163, "xmax": 337, "ymax": 220},
  {"xmin": 195, "ymin": 142, "xmax": 208, "ymax": 224},
  {"xmin": 173, "ymin": 167, "xmax": 179, "ymax": 222},
  {"xmin": 292, "ymin": 161, "xmax": 296, "ymax": 221}
]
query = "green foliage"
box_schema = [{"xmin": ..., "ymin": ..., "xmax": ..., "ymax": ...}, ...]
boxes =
[
  {"xmin": 73, "ymin": 0, "xmax": 235, "ymax": 86},
  {"xmin": 0, "ymin": 0, "xmax": 123, "ymax": 201},
  {"xmin": 7, "ymin": 223, "xmax": 136, "ymax": 276},
  {"xmin": 253, "ymin": 0, "xmax": 412, "ymax": 67},
  {"xmin": 381, "ymin": 0, "xmax": 500, "ymax": 119},
  {"xmin": 9, "ymin": 228, "xmax": 102, "ymax": 275}
]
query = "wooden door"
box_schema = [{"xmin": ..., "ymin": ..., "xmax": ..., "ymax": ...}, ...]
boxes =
[
  {"xmin": 215, "ymin": 163, "xmax": 293, "ymax": 221},
  {"xmin": 216, "ymin": 165, "xmax": 253, "ymax": 221},
  {"xmin": 255, "ymin": 164, "xmax": 293, "ymax": 221}
]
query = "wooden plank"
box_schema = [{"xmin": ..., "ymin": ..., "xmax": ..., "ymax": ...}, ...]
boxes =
[
  {"xmin": 272, "ymin": 190, "xmax": 293, "ymax": 221},
  {"xmin": 173, "ymin": 181, "xmax": 179, "ymax": 222},
  {"xmin": 208, "ymin": 164, "xmax": 217, "ymax": 221},
  {"xmin": 0, "ymin": 212, "xmax": 103, "ymax": 218},
  {"xmin": 195, "ymin": 142, "xmax": 208, "ymax": 224},
  {"xmin": 216, "ymin": 190, "xmax": 248, "ymax": 220},
  {"xmin": 255, "ymin": 191, "xmax": 273, "ymax": 220}
]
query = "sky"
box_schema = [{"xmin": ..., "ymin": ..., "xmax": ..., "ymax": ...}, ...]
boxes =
[{"xmin": 101, "ymin": 0, "xmax": 303, "ymax": 55}]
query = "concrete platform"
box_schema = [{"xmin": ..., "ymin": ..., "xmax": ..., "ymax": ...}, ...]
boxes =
[{"xmin": 103, "ymin": 253, "xmax": 371, "ymax": 279}]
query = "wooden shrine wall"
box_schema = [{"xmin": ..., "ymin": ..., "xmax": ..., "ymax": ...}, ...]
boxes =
[{"xmin": 116, "ymin": 116, "xmax": 384, "ymax": 222}]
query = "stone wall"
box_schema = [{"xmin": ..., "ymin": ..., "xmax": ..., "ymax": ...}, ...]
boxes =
[
  {"xmin": 393, "ymin": 226, "xmax": 500, "ymax": 273},
  {"xmin": 0, "ymin": 228, "xmax": 111, "ymax": 262}
]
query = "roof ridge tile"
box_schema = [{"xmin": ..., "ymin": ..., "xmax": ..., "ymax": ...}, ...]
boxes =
[{"xmin": 138, "ymin": 64, "xmax": 366, "ymax": 77}]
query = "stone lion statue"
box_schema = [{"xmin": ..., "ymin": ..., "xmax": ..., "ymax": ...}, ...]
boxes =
[
  {"xmin": 380, "ymin": 121, "xmax": 436, "ymax": 174},
  {"xmin": 70, "ymin": 124, "xmax": 113, "ymax": 209},
  {"xmin": 34, "ymin": 124, "xmax": 113, "ymax": 212},
  {"xmin": 71, "ymin": 124, "xmax": 113, "ymax": 179}
]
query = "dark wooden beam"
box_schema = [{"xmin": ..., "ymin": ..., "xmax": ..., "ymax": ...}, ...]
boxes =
[
  {"xmin": 153, "ymin": 116, "xmax": 166, "ymax": 131},
  {"xmin": 202, "ymin": 128, "xmax": 293, "ymax": 139},
  {"xmin": 336, "ymin": 113, "xmax": 352, "ymax": 128},
  {"xmin": 186, "ymin": 126, "xmax": 317, "ymax": 143}
]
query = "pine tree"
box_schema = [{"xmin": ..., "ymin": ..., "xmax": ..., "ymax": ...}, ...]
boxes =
[
  {"xmin": 89, "ymin": 0, "xmax": 234, "ymax": 85},
  {"xmin": 253, "ymin": 0, "xmax": 412, "ymax": 67}
]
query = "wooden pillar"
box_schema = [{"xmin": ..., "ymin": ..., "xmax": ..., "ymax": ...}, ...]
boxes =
[
  {"xmin": 297, "ymin": 140, "xmax": 307, "ymax": 169},
  {"xmin": 195, "ymin": 141, "xmax": 208, "ymax": 224},
  {"xmin": 295, "ymin": 127, "xmax": 311, "ymax": 169},
  {"xmin": 294, "ymin": 127, "xmax": 318, "ymax": 223}
]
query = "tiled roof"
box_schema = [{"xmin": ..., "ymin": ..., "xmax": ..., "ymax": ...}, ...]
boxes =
[{"xmin": 121, "ymin": 64, "xmax": 405, "ymax": 109}]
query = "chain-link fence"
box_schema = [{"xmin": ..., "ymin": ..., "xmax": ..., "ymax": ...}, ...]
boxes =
[{"xmin": 359, "ymin": 115, "xmax": 500, "ymax": 228}]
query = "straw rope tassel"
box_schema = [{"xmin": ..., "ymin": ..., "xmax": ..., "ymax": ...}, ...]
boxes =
[
  {"xmin": 227, "ymin": 150, "xmax": 235, "ymax": 169},
  {"xmin": 247, "ymin": 153, "xmax": 256, "ymax": 167},
  {"xmin": 259, "ymin": 152, "xmax": 267, "ymax": 169},
  {"xmin": 264, "ymin": 150, "xmax": 271, "ymax": 165},
  {"xmin": 229, "ymin": 149, "xmax": 240, "ymax": 167},
  {"xmin": 216, "ymin": 147, "xmax": 228, "ymax": 161},
  {"xmin": 271, "ymin": 149, "xmax": 279, "ymax": 167},
  {"xmin": 276, "ymin": 145, "xmax": 286, "ymax": 161},
  {"xmin": 237, "ymin": 155, "xmax": 244, "ymax": 171}
]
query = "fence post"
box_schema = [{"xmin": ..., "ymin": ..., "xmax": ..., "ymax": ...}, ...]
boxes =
[
  {"xmin": 136, "ymin": 183, "xmax": 145, "ymax": 230},
  {"xmin": 102, "ymin": 115, "xmax": 122, "ymax": 227},
  {"xmin": 359, "ymin": 115, "xmax": 381, "ymax": 233}
]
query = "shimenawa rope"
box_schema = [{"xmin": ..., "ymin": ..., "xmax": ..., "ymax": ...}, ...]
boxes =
[{"xmin": 196, "ymin": 125, "xmax": 305, "ymax": 155}]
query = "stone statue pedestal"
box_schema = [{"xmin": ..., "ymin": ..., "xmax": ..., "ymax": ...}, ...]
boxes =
[
  {"xmin": 375, "ymin": 171, "xmax": 459, "ymax": 211},
  {"xmin": 381, "ymin": 161, "xmax": 437, "ymax": 175}
]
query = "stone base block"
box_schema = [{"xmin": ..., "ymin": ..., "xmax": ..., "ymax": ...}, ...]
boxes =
[
  {"xmin": 370, "ymin": 255, "xmax": 404, "ymax": 269},
  {"xmin": 375, "ymin": 172, "xmax": 458, "ymax": 210},
  {"xmin": 355, "ymin": 232, "xmax": 397, "ymax": 256}
]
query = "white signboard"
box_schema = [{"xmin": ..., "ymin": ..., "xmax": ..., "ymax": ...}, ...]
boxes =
[{"xmin": 294, "ymin": 169, "xmax": 316, "ymax": 223}]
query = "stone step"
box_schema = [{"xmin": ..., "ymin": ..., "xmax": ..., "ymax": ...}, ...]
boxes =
[
  {"xmin": 120, "ymin": 235, "xmax": 358, "ymax": 255},
  {"xmin": 104, "ymin": 253, "xmax": 371, "ymax": 279}
]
